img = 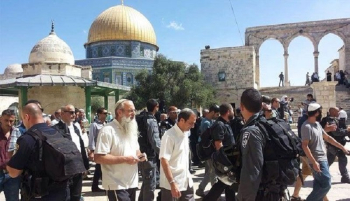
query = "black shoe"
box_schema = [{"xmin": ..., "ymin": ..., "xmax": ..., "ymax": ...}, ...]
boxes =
[
  {"xmin": 341, "ymin": 176, "xmax": 350, "ymax": 183},
  {"xmin": 92, "ymin": 187, "xmax": 105, "ymax": 192},
  {"xmin": 190, "ymin": 169, "xmax": 196, "ymax": 174},
  {"xmin": 291, "ymin": 196, "xmax": 305, "ymax": 201}
]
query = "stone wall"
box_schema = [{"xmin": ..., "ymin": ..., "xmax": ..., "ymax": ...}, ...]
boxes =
[
  {"xmin": 336, "ymin": 88, "xmax": 350, "ymax": 125},
  {"xmin": 28, "ymin": 86, "xmax": 85, "ymax": 115},
  {"xmin": 22, "ymin": 63, "xmax": 82, "ymax": 77},
  {"xmin": 312, "ymin": 82, "xmax": 337, "ymax": 117},
  {"xmin": 200, "ymin": 46, "xmax": 255, "ymax": 106}
]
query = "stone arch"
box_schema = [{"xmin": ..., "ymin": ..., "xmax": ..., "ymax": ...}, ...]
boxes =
[
  {"xmin": 318, "ymin": 33, "xmax": 345, "ymax": 77},
  {"xmin": 285, "ymin": 33, "xmax": 318, "ymax": 51},
  {"xmin": 319, "ymin": 31, "xmax": 346, "ymax": 45},
  {"xmin": 245, "ymin": 18, "xmax": 350, "ymax": 88}
]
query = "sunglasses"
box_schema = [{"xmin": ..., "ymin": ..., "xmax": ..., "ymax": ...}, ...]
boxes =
[
  {"xmin": 64, "ymin": 111, "xmax": 75, "ymax": 115},
  {"xmin": 102, "ymin": 112, "xmax": 108, "ymax": 115}
]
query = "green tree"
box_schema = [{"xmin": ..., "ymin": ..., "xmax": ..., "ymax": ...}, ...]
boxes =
[{"xmin": 126, "ymin": 55, "xmax": 216, "ymax": 110}]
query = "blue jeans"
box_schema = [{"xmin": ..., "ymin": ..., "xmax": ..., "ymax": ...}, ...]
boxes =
[
  {"xmin": 306, "ymin": 161, "xmax": 331, "ymax": 201},
  {"xmin": 0, "ymin": 171, "xmax": 21, "ymax": 201}
]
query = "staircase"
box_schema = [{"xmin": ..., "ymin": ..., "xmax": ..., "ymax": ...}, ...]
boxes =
[{"xmin": 259, "ymin": 86, "xmax": 313, "ymax": 123}]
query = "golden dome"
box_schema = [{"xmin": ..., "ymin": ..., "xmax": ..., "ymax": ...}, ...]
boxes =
[{"xmin": 87, "ymin": 5, "xmax": 157, "ymax": 47}]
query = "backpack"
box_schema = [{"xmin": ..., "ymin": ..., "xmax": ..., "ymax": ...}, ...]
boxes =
[
  {"xmin": 136, "ymin": 112, "xmax": 155, "ymax": 157},
  {"xmin": 28, "ymin": 128, "xmax": 86, "ymax": 182},
  {"xmin": 256, "ymin": 117, "xmax": 302, "ymax": 186},
  {"xmin": 196, "ymin": 121, "xmax": 221, "ymax": 161}
]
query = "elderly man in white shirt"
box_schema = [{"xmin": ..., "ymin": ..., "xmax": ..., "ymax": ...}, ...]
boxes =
[
  {"xmin": 159, "ymin": 108, "xmax": 196, "ymax": 201},
  {"xmin": 94, "ymin": 99, "xmax": 146, "ymax": 201}
]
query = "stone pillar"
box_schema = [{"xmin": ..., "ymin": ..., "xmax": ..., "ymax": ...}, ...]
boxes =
[
  {"xmin": 284, "ymin": 51, "xmax": 289, "ymax": 86},
  {"xmin": 85, "ymin": 87, "xmax": 91, "ymax": 123},
  {"xmin": 311, "ymin": 81, "xmax": 337, "ymax": 117},
  {"xmin": 313, "ymin": 51, "xmax": 319, "ymax": 73},
  {"xmin": 345, "ymin": 44, "xmax": 350, "ymax": 73},
  {"xmin": 255, "ymin": 54, "xmax": 260, "ymax": 89}
]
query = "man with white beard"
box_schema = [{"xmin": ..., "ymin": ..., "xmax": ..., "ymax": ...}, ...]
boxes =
[{"xmin": 95, "ymin": 99, "xmax": 147, "ymax": 201}]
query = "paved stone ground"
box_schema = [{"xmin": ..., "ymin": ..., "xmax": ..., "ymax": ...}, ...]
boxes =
[
  {"xmin": 2, "ymin": 135, "xmax": 350, "ymax": 201},
  {"xmin": 81, "ymin": 142, "xmax": 350, "ymax": 201}
]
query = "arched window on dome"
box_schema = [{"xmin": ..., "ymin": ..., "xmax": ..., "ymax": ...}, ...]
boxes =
[
  {"xmin": 126, "ymin": 73, "xmax": 133, "ymax": 86},
  {"xmin": 140, "ymin": 46, "xmax": 144, "ymax": 57}
]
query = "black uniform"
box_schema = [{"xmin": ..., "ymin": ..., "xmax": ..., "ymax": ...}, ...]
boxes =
[
  {"xmin": 320, "ymin": 116, "xmax": 350, "ymax": 180},
  {"xmin": 203, "ymin": 117, "xmax": 236, "ymax": 201},
  {"xmin": 53, "ymin": 121, "xmax": 89, "ymax": 201},
  {"xmin": 7, "ymin": 123, "xmax": 68, "ymax": 201},
  {"xmin": 236, "ymin": 113, "xmax": 266, "ymax": 201},
  {"xmin": 159, "ymin": 117, "xmax": 175, "ymax": 138}
]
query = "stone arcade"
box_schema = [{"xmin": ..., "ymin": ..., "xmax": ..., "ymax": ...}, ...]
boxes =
[{"xmin": 201, "ymin": 18, "xmax": 350, "ymax": 122}]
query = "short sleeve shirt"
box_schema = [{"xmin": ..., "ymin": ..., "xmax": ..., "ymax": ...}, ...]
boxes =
[
  {"xmin": 200, "ymin": 118, "xmax": 212, "ymax": 135},
  {"xmin": 159, "ymin": 124, "xmax": 193, "ymax": 191},
  {"xmin": 211, "ymin": 117, "xmax": 235, "ymax": 147},
  {"xmin": 95, "ymin": 119, "xmax": 139, "ymax": 190},
  {"xmin": 8, "ymin": 127, "xmax": 22, "ymax": 153},
  {"xmin": 301, "ymin": 120, "xmax": 327, "ymax": 162}
]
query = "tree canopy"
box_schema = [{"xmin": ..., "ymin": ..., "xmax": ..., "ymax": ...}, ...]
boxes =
[{"xmin": 125, "ymin": 54, "xmax": 216, "ymax": 110}]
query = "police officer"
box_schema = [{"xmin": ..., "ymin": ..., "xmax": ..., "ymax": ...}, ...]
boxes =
[
  {"xmin": 203, "ymin": 103, "xmax": 236, "ymax": 201},
  {"xmin": 320, "ymin": 107, "xmax": 350, "ymax": 183},
  {"xmin": 237, "ymin": 88, "xmax": 270, "ymax": 200},
  {"xmin": 7, "ymin": 102, "xmax": 69, "ymax": 200},
  {"xmin": 138, "ymin": 99, "xmax": 161, "ymax": 201},
  {"xmin": 159, "ymin": 106, "xmax": 178, "ymax": 138}
]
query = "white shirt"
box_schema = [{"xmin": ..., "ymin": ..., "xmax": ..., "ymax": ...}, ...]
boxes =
[
  {"xmin": 68, "ymin": 124, "xmax": 81, "ymax": 153},
  {"xmin": 51, "ymin": 119, "xmax": 59, "ymax": 126},
  {"xmin": 95, "ymin": 119, "xmax": 139, "ymax": 190},
  {"xmin": 339, "ymin": 109, "xmax": 348, "ymax": 120},
  {"xmin": 159, "ymin": 124, "xmax": 193, "ymax": 191}
]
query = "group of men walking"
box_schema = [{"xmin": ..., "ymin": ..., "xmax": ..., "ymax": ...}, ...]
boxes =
[{"xmin": 0, "ymin": 88, "xmax": 349, "ymax": 201}]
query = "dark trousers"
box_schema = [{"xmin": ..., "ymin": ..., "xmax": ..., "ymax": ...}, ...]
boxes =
[
  {"xmin": 107, "ymin": 188, "xmax": 137, "ymax": 201},
  {"xmin": 327, "ymin": 146, "xmax": 349, "ymax": 177},
  {"xmin": 279, "ymin": 79, "xmax": 284, "ymax": 87},
  {"xmin": 203, "ymin": 180, "xmax": 235, "ymax": 201},
  {"xmin": 68, "ymin": 173, "xmax": 83, "ymax": 201},
  {"xmin": 161, "ymin": 185, "xmax": 194, "ymax": 201},
  {"xmin": 139, "ymin": 158, "xmax": 157, "ymax": 201},
  {"xmin": 31, "ymin": 186, "xmax": 68, "ymax": 201},
  {"xmin": 190, "ymin": 141, "xmax": 200, "ymax": 164},
  {"xmin": 92, "ymin": 163, "xmax": 102, "ymax": 189}
]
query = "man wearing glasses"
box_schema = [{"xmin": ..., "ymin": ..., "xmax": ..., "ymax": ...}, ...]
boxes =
[
  {"xmin": 53, "ymin": 104, "xmax": 89, "ymax": 201},
  {"xmin": 88, "ymin": 107, "xmax": 108, "ymax": 192},
  {"xmin": 159, "ymin": 106, "xmax": 179, "ymax": 138}
]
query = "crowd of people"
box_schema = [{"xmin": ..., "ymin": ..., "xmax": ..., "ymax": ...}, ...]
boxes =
[{"xmin": 0, "ymin": 88, "xmax": 349, "ymax": 201}]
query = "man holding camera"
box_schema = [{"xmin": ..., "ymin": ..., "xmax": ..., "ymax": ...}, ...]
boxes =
[{"xmin": 320, "ymin": 107, "xmax": 350, "ymax": 183}]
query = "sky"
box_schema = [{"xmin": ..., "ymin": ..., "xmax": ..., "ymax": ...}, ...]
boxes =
[{"xmin": 0, "ymin": 0, "xmax": 349, "ymax": 87}]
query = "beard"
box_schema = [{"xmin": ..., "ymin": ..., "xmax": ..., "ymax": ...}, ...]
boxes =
[{"xmin": 120, "ymin": 115, "xmax": 138, "ymax": 138}]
